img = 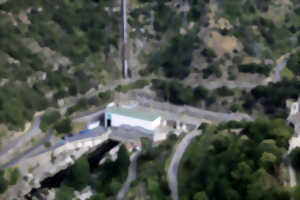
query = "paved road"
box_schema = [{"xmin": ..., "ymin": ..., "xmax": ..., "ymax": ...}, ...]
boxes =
[
  {"xmin": 168, "ymin": 131, "xmax": 201, "ymax": 200},
  {"xmin": 117, "ymin": 151, "xmax": 141, "ymax": 200},
  {"xmin": 273, "ymin": 46, "xmax": 300, "ymax": 83},
  {"xmin": 274, "ymin": 58, "xmax": 288, "ymax": 82},
  {"xmin": 0, "ymin": 117, "xmax": 41, "ymax": 158},
  {"xmin": 1, "ymin": 129, "xmax": 53, "ymax": 169}
]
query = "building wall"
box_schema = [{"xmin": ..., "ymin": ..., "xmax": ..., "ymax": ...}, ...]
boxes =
[
  {"xmin": 290, "ymin": 102, "xmax": 299, "ymax": 116},
  {"xmin": 110, "ymin": 113, "xmax": 161, "ymax": 131}
]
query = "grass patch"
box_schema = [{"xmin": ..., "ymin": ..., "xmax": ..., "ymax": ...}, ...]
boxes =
[
  {"xmin": 281, "ymin": 67, "xmax": 295, "ymax": 80},
  {"xmin": 71, "ymin": 122, "xmax": 87, "ymax": 134},
  {"xmin": 116, "ymin": 80, "xmax": 150, "ymax": 93}
]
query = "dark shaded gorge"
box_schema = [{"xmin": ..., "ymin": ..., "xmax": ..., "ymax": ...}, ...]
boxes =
[{"xmin": 25, "ymin": 140, "xmax": 119, "ymax": 199}]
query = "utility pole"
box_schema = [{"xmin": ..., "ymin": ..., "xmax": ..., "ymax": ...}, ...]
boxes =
[{"xmin": 122, "ymin": 0, "xmax": 128, "ymax": 79}]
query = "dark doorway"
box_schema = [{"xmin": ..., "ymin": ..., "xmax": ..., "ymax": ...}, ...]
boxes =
[{"xmin": 107, "ymin": 119, "xmax": 111, "ymax": 127}]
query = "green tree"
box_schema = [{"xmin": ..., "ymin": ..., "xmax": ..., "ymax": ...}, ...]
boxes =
[
  {"xmin": 56, "ymin": 185, "xmax": 74, "ymax": 200},
  {"xmin": 41, "ymin": 111, "xmax": 61, "ymax": 132},
  {"xmin": 54, "ymin": 118, "xmax": 72, "ymax": 134},
  {"xmin": 287, "ymin": 51, "xmax": 300, "ymax": 75},
  {"xmin": 8, "ymin": 168, "xmax": 19, "ymax": 185},
  {"xmin": 64, "ymin": 156, "xmax": 91, "ymax": 190},
  {"xmin": 290, "ymin": 147, "xmax": 300, "ymax": 170},
  {"xmin": 293, "ymin": 185, "xmax": 300, "ymax": 200},
  {"xmin": 260, "ymin": 152, "xmax": 277, "ymax": 171},
  {"xmin": 193, "ymin": 191, "xmax": 209, "ymax": 200},
  {"xmin": 0, "ymin": 170, "xmax": 8, "ymax": 194}
]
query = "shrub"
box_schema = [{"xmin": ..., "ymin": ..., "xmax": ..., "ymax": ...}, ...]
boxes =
[
  {"xmin": 238, "ymin": 63, "xmax": 271, "ymax": 76},
  {"xmin": 202, "ymin": 48, "xmax": 217, "ymax": 62},
  {"xmin": 54, "ymin": 118, "xmax": 72, "ymax": 134},
  {"xmin": 8, "ymin": 168, "xmax": 19, "ymax": 185},
  {"xmin": 98, "ymin": 91, "xmax": 112, "ymax": 102},
  {"xmin": 41, "ymin": 111, "xmax": 61, "ymax": 132},
  {"xmin": 287, "ymin": 51, "xmax": 300, "ymax": 76},
  {"xmin": 216, "ymin": 86, "xmax": 234, "ymax": 97},
  {"xmin": 202, "ymin": 64, "xmax": 222, "ymax": 78},
  {"xmin": 116, "ymin": 80, "xmax": 149, "ymax": 93},
  {"xmin": 0, "ymin": 170, "xmax": 8, "ymax": 194}
]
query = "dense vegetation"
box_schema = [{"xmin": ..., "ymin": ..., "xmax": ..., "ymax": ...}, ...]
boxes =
[
  {"xmin": 0, "ymin": 170, "xmax": 8, "ymax": 194},
  {"xmin": 90, "ymin": 145, "xmax": 130, "ymax": 199},
  {"xmin": 0, "ymin": 0, "xmax": 120, "ymax": 129},
  {"xmin": 0, "ymin": 168, "xmax": 19, "ymax": 194},
  {"xmin": 287, "ymin": 51, "xmax": 300, "ymax": 76},
  {"xmin": 41, "ymin": 111, "xmax": 61, "ymax": 132},
  {"xmin": 144, "ymin": 32, "xmax": 200, "ymax": 79},
  {"xmin": 179, "ymin": 118, "xmax": 293, "ymax": 200},
  {"xmin": 126, "ymin": 135, "xmax": 177, "ymax": 199},
  {"xmin": 290, "ymin": 147, "xmax": 300, "ymax": 170},
  {"xmin": 238, "ymin": 63, "xmax": 271, "ymax": 76},
  {"xmin": 0, "ymin": 83, "xmax": 48, "ymax": 129},
  {"xmin": 244, "ymin": 80, "xmax": 300, "ymax": 117},
  {"xmin": 55, "ymin": 145, "xmax": 130, "ymax": 200},
  {"xmin": 151, "ymin": 79, "xmax": 235, "ymax": 107},
  {"xmin": 133, "ymin": 0, "xmax": 299, "ymax": 80}
]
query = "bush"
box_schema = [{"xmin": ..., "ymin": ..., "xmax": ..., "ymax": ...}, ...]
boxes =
[
  {"xmin": 56, "ymin": 185, "xmax": 74, "ymax": 200},
  {"xmin": 63, "ymin": 156, "xmax": 91, "ymax": 190},
  {"xmin": 116, "ymin": 80, "xmax": 149, "ymax": 93},
  {"xmin": 148, "ymin": 33, "xmax": 199, "ymax": 79},
  {"xmin": 290, "ymin": 147, "xmax": 300, "ymax": 170},
  {"xmin": 287, "ymin": 51, "xmax": 300, "ymax": 76},
  {"xmin": 41, "ymin": 111, "xmax": 61, "ymax": 132},
  {"xmin": 202, "ymin": 64, "xmax": 222, "ymax": 78},
  {"xmin": 238, "ymin": 63, "xmax": 271, "ymax": 76},
  {"xmin": 54, "ymin": 118, "xmax": 72, "ymax": 134},
  {"xmin": 8, "ymin": 168, "xmax": 19, "ymax": 185},
  {"xmin": 0, "ymin": 170, "xmax": 8, "ymax": 194},
  {"xmin": 98, "ymin": 91, "xmax": 112, "ymax": 102},
  {"xmin": 66, "ymin": 99, "xmax": 88, "ymax": 115},
  {"xmin": 216, "ymin": 86, "xmax": 234, "ymax": 97},
  {"xmin": 202, "ymin": 48, "xmax": 217, "ymax": 62}
]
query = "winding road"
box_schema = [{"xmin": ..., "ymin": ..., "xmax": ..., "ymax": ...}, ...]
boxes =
[
  {"xmin": 273, "ymin": 46, "xmax": 300, "ymax": 83},
  {"xmin": 168, "ymin": 131, "xmax": 201, "ymax": 200},
  {"xmin": 116, "ymin": 151, "xmax": 141, "ymax": 200}
]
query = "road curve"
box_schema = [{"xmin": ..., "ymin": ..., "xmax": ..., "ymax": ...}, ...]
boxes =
[
  {"xmin": 273, "ymin": 46, "xmax": 300, "ymax": 83},
  {"xmin": 116, "ymin": 151, "xmax": 141, "ymax": 200},
  {"xmin": 168, "ymin": 131, "xmax": 201, "ymax": 200},
  {"xmin": 274, "ymin": 58, "xmax": 288, "ymax": 82}
]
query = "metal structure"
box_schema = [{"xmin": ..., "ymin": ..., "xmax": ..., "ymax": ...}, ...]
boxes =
[{"xmin": 122, "ymin": 0, "xmax": 128, "ymax": 79}]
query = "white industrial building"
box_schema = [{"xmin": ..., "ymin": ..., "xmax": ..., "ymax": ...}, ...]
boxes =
[{"xmin": 105, "ymin": 106, "xmax": 161, "ymax": 132}]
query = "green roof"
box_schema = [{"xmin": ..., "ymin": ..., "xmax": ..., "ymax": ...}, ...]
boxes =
[{"xmin": 107, "ymin": 106, "xmax": 160, "ymax": 121}]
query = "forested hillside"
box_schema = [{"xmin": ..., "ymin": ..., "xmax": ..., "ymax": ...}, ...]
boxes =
[
  {"xmin": 0, "ymin": 0, "xmax": 121, "ymax": 129},
  {"xmin": 0, "ymin": 0, "xmax": 299, "ymax": 128},
  {"xmin": 179, "ymin": 119, "xmax": 294, "ymax": 200}
]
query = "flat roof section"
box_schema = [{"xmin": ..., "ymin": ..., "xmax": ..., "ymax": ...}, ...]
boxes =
[{"xmin": 107, "ymin": 106, "xmax": 160, "ymax": 122}]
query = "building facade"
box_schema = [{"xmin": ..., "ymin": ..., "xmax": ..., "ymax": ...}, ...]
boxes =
[{"xmin": 105, "ymin": 106, "xmax": 161, "ymax": 132}]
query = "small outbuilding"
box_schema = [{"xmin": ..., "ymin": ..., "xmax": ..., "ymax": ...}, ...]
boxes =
[{"xmin": 105, "ymin": 106, "xmax": 161, "ymax": 131}]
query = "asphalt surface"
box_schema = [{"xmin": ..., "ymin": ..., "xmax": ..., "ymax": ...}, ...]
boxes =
[
  {"xmin": 274, "ymin": 58, "xmax": 288, "ymax": 82},
  {"xmin": 116, "ymin": 151, "xmax": 141, "ymax": 200},
  {"xmin": 1, "ymin": 129, "xmax": 53, "ymax": 169},
  {"xmin": 168, "ymin": 131, "xmax": 201, "ymax": 200},
  {"xmin": 0, "ymin": 117, "xmax": 41, "ymax": 158}
]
